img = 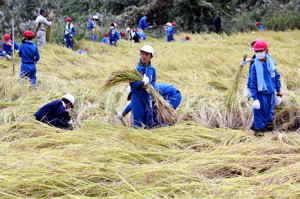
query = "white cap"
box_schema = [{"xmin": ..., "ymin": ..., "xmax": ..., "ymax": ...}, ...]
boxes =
[
  {"xmin": 92, "ymin": 15, "xmax": 98, "ymax": 20},
  {"xmin": 62, "ymin": 94, "xmax": 75, "ymax": 106},
  {"xmin": 166, "ymin": 22, "xmax": 172, "ymax": 27},
  {"xmin": 126, "ymin": 27, "xmax": 131, "ymax": 32},
  {"xmin": 140, "ymin": 45, "xmax": 155, "ymax": 56}
]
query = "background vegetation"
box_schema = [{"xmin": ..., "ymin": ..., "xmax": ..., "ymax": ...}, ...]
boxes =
[{"xmin": 0, "ymin": 0, "xmax": 300, "ymax": 43}]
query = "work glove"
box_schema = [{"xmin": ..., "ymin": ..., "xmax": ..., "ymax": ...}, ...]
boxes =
[
  {"xmin": 143, "ymin": 74, "xmax": 149, "ymax": 85},
  {"xmin": 68, "ymin": 120, "xmax": 74, "ymax": 125},
  {"xmin": 117, "ymin": 113, "xmax": 123, "ymax": 120},
  {"xmin": 240, "ymin": 58, "xmax": 253, "ymax": 66},
  {"xmin": 275, "ymin": 96, "xmax": 282, "ymax": 106},
  {"xmin": 126, "ymin": 86, "xmax": 131, "ymax": 94},
  {"xmin": 253, "ymin": 100, "xmax": 260, "ymax": 109}
]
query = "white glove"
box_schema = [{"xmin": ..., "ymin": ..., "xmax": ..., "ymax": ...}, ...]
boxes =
[
  {"xmin": 68, "ymin": 120, "xmax": 74, "ymax": 125},
  {"xmin": 126, "ymin": 86, "xmax": 131, "ymax": 94},
  {"xmin": 149, "ymin": 26, "xmax": 153, "ymax": 28},
  {"xmin": 240, "ymin": 59, "xmax": 252, "ymax": 66},
  {"xmin": 253, "ymin": 100, "xmax": 260, "ymax": 109},
  {"xmin": 16, "ymin": 50, "xmax": 19, "ymax": 53},
  {"xmin": 117, "ymin": 112, "xmax": 123, "ymax": 120},
  {"xmin": 275, "ymin": 96, "xmax": 282, "ymax": 106},
  {"xmin": 143, "ymin": 74, "xmax": 149, "ymax": 85}
]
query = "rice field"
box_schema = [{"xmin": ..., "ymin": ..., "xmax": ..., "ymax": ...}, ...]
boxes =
[{"xmin": 0, "ymin": 30, "xmax": 299, "ymax": 198}]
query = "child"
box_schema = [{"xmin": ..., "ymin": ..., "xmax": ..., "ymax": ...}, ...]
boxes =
[
  {"xmin": 2, "ymin": 34, "xmax": 19, "ymax": 60},
  {"xmin": 19, "ymin": 30, "xmax": 40, "ymax": 88},
  {"xmin": 64, "ymin": 17, "xmax": 76, "ymax": 49},
  {"xmin": 129, "ymin": 45, "xmax": 156, "ymax": 128},
  {"xmin": 34, "ymin": 94, "xmax": 75, "ymax": 130},
  {"xmin": 100, "ymin": 33, "xmax": 109, "ymax": 44}
]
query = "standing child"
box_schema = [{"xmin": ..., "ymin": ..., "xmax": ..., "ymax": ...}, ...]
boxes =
[
  {"xmin": 166, "ymin": 22, "xmax": 175, "ymax": 42},
  {"xmin": 130, "ymin": 45, "xmax": 156, "ymax": 128},
  {"xmin": 64, "ymin": 17, "xmax": 76, "ymax": 49},
  {"xmin": 109, "ymin": 23, "xmax": 119, "ymax": 46},
  {"xmin": 19, "ymin": 30, "xmax": 40, "ymax": 88},
  {"xmin": 87, "ymin": 15, "xmax": 99, "ymax": 41},
  {"xmin": 248, "ymin": 40, "xmax": 282, "ymax": 136}
]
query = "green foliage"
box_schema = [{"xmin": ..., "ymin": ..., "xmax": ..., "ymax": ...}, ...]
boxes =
[{"xmin": 0, "ymin": 0, "xmax": 299, "ymax": 39}]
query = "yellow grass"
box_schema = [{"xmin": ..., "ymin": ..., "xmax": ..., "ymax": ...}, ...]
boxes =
[{"xmin": 0, "ymin": 30, "xmax": 299, "ymax": 198}]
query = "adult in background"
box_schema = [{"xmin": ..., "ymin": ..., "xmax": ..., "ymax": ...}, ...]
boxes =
[
  {"xmin": 35, "ymin": 8, "xmax": 53, "ymax": 47},
  {"xmin": 214, "ymin": 14, "xmax": 222, "ymax": 34}
]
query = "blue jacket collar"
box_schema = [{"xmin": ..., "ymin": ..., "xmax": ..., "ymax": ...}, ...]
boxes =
[{"xmin": 138, "ymin": 59, "xmax": 152, "ymax": 67}]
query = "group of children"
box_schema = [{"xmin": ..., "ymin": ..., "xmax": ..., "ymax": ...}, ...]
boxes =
[
  {"xmin": 0, "ymin": 8, "xmax": 282, "ymax": 135},
  {"xmin": 33, "ymin": 45, "xmax": 182, "ymax": 130}
]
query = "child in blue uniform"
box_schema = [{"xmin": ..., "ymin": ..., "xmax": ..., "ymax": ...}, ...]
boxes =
[
  {"xmin": 87, "ymin": 15, "xmax": 98, "ymax": 41},
  {"xmin": 109, "ymin": 23, "xmax": 120, "ymax": 46},
  {"xmin": 118, "ymin": 83, "xmax": 182, "ymax": 127},
  {"xmin": 165, "ymin": 22, "xmax": 175, "ymax": 42},
  {"xmin": 100, "ymin": 33, "xmax": 109, "ymax": 44},
  {"xmin": 248, "ymin": 40, "xmax": 282, "ymax": 136},
  {"xmin": 18, "ymin": 30, "xmax": 40, "ymax": 88},
  {"xmin": 138, "ymin": 16, "xmax": 152, "ymax": 37},
  {"xmin": 64, "ymin": 17, "xmax": 76, "ymax": 49},
  {"xmin": 2, "ymin": 34, "xmax": 19, "ymax": 60},
  {"xmin": 129, "ymin": 45, "xmax": 156, "ymax": 128},
  {"xmin": 34, "ymin": 94, "xmax": 75, "ymax": 130}
]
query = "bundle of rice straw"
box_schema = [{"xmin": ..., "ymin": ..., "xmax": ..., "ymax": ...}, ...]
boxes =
[
  {"xmin": 225, "ymin": 55, "xmax": 247, "ymax": 112},
  {"xmin": 103, "ymin": 69, "xmax": 177, "ymax": 125},
  {"xmin": 46, "ymin": 11, "xmax": 55, "ymax": 43}
]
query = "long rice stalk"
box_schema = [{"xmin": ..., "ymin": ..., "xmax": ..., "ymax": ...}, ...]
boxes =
[
  {"xmin": 225, "ymin": 55, "xmax": 247, "ymax": 112},
  {"xmin": 103, "ymin": 69, "xmax": 177, "ymax": 125}
]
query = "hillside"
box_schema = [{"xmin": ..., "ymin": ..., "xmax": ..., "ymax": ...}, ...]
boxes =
[{"xmin": 0, "ymin": 30, "xmax": 299, "ymax": 198}]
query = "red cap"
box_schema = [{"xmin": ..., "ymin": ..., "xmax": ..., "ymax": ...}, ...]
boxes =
[
  {"xmin": 104, "ymin": 33, "xmax": 109, "ymax": 37},
  {"xmin": 185, "ymin": 36, "xmax": 190, "ymax": 40},
  {"xmin": 255, "ymin": 22, "xmax": 261, "ymax": 26},
  {"xmin": 253, "ymin": 40, "xmax": 268, "ymax": 51},
  {"xmin": 121, "ymin": 32, "xmax": 126, "ymax": 37},
  {"xmin": 172, "ymin": 22, "xmax": 177, "ymax": 26},
  {"xmin": 3, "ymin": 34, "xmax": 11, "ymax": 42},
  {"xmin": 83, "ymin": 48, "xmax": 89, "ymax": 51},
  {"xmin": 23, "ymin": 30, "xmax": 34, "ymax": 38},
  {"xmin": 66, "ymin": 17, "xmax": 72, "ymax": 22}
]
